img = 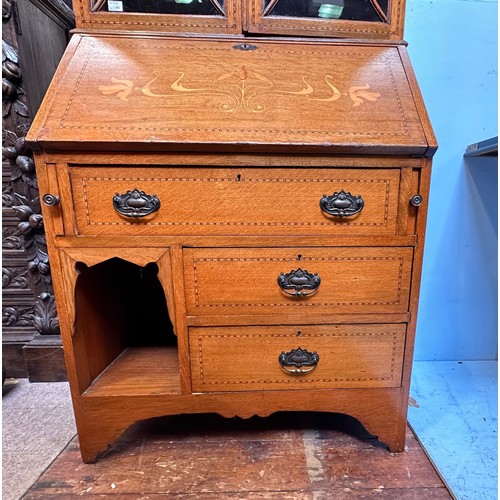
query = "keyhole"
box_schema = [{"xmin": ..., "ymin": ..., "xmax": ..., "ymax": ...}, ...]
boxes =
[
  {"xmin": 297, "ymin": 331, "xmax": 302, "ymax": 337},
  {"xmin": 297, "ymin": 254, "xmax": 302, "ymax": 261},
  {"xmin": 236, "ymin": 174, "xmax": 241, "ymax": 182}
]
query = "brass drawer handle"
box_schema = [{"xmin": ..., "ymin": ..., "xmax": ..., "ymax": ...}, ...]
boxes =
[
  {"xmin": 277, "ymin": 268, "xmax": 321, "ymax": 297},
  {"xmin": 279, "ymin": 347, "xmax": 319, "ymax": 374},
  {"xmin": 320, "ymin": 189, "xmax": 364, "ymax": 217},
  {"xmin": 112, "ymin": 188, "xmax": 160, "ymax": 218}
]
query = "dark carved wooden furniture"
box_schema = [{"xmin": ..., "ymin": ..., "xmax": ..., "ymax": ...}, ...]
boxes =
[
  {"xmin": 2, "ymin": 0, "xmax": 74, "ymax": 381},
  {"xmin": 27, "ymin": 0, "xmax": 436, "ymax": 462}
]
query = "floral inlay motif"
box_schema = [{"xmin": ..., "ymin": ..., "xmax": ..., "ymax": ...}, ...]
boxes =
[
  {"xmin": 98, "ymin": 66, "xmax": 381, "ymax": 113},
  {"xmin": 98, "ymin": 78, "xmax": 134, "ymax": 101},
  {"xmin": 349, "ymin": 84, "xmax": 382, "ymax": 107}
]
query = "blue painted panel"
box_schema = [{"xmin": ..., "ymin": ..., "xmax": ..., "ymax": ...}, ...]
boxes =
[{"xmin": 405, "ymin": 0, "xmax": 498, "ymax": 361}]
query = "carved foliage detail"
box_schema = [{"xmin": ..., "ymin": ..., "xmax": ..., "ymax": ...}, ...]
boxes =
[
  {"xmin": 2, "ymin": 0, "xmax": 12, "ymax": 20},
  {"xmin": 34, "ymin": 292, "xmax": 60, "ymax": 335},
  {"xmin": 2, "ymin": 41, "xmax": 30, "ymax": 129},
  {"xmin": 2, "ymin": 266, "xmax": 28, "ymax": 289},
  {"xmin": 3, "ymin": 130, "xmax": 38, "ymax": 188},
  {"xmin": 11, "ymin": 193, "xmax": 50, "ymax": 286},
  {"xmin": 2, "ymin": 9, "xmax": 59, "ymax": 337},
  {"xmin": 2, "ymin": 180, "xmax": 14, "ymax": 207},
  {"xmin": 2, "ymin": 305, "xmax": 35, "ymax": 327},
  {"xmin": 2, "ymin": 226, "xmax": 22, "ymax": 249}
]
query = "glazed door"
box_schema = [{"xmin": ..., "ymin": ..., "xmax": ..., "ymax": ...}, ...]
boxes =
[
  {"xmin": 73, "ymin": 0, "xmax": 241, "ymax": 33},
  {"xmin": 245, "ymin": 0, "xmax": 405, "ymax": 39}
]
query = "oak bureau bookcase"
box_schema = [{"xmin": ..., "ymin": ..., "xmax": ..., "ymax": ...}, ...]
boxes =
[{"xmin": 26, "ymin": 0, "xmax": 436, "ymax": 462}]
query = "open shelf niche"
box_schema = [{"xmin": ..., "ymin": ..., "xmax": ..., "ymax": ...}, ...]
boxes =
[{"xmin": 71, "ymin": 257, "xmax": 181, "ymax": 397}]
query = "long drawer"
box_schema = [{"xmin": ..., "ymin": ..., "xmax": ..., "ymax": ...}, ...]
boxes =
[
  {"xmin": 189, "ymin": 324, "xmax": 406, "ymax": 392},
  {"xmin": 68, "ymin": 167, "xmax": 402, "ymax": 236},
  {"xmin": 183, "ymin": 247, "xmax": 413, "ymax": 316}
]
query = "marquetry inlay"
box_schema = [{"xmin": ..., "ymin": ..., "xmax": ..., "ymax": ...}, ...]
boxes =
[{"xmin": 98, "ymin": 69, "xmax": 382, "ymax": 113}]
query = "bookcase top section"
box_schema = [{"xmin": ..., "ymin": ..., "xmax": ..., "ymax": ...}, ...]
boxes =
[
  {"xmin": 27, "ymin": 34, "xmax": 436, "ymax": 156},
  {"xmin": 74, "ymin": 0, "xmax": 407, "ymax": 40}
]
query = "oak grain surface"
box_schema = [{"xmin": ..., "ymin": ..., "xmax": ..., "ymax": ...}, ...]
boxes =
[
  {"xmin": 189, "ymin": 323, "xmax": 405, "ymax": 391},
  {"xmin": 184, "ymin": 246, "xmax": 413, "ymax": 316},
  {"xmin": 68, "ymin": 166, "xmax": 402, "ymax": 237},
  {"xmin": 29, "ymin": 2, "xmax": 436, "ymax": 463},
  {"xmin": 84, "ymin": 347, "xmax": 181, "ymax": 397},
  {"xmin": 27, "ymin": 35, "xmax": 429, "ymax": 155}
]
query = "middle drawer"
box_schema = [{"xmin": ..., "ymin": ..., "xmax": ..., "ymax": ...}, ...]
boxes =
[{"xmin": 183, "ymin": 247, "xmax": 413, "ymax": 317}]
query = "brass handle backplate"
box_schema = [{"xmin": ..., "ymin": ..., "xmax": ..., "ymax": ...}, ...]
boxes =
[
  {"xmin": 279, "ymin": 347, "xmax": 319, "ymax": 374},
  {"xmin": 277, "ymin": 268, "xmax": 321, "ymax": 297},
  {"xmin": 112, "ymin": 188, "xmax": 160, "ymax": 218},
  {"xmin": 320, "ymin": 189, "xmax": 364, "ymax": 217}
]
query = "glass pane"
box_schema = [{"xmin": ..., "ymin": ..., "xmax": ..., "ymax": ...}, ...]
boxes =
[
  {"xmin": 263, "ymin": 0, "xmax": 389, "ymax": 22},
  {"xmin": 90, "ymin": 0, "xmax": 225, "ymax": 16}
]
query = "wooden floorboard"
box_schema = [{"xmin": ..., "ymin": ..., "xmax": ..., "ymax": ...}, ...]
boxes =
[{"xmin": 24, "ymin": 412, "xmax": 452, "ymax": 499}]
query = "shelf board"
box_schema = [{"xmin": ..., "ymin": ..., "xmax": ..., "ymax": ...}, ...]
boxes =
[
  {"xmin": 464, "ymin": 136, "xmax": 498, "ymax": 157},
  {"xmin": 84, "ymin": 346, "xmax": 181, "ymax": 397}
]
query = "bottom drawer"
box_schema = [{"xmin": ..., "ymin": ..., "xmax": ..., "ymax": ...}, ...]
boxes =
[{"xmin": 190, "ymin": 324, "xmax": 405, "ymax": 392}]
